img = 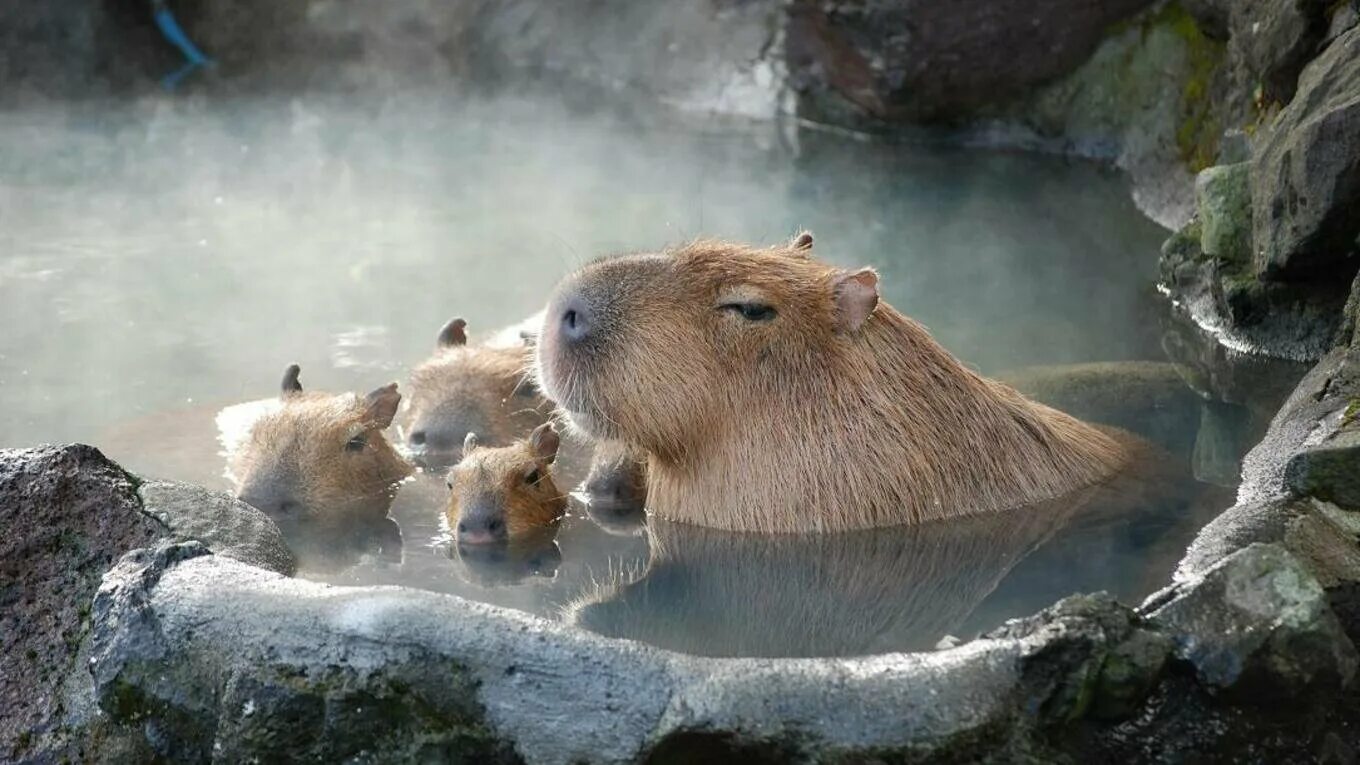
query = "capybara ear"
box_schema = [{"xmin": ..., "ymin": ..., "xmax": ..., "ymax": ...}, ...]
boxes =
[
  {"xmin": 833, "ymin": 268, "xmax": 879, "ymax": 333},
  {"xmin": 529, "ymin": 422, "xmax": 560, "ymax": 465},
  {"xmin": 790, "ymin": 231, "xmax": 814, "ymax": 253},
  {"xmin": 281, "ymin": 364, "xmax": 304, "ymax": 398},
  {"xmin": 437, "ymin": 317, "xmax": 468, "ymax": 348},
  {"xmin": 362, "ymin": 383, "xmax": 401, "ymax": 428},
  {"xmin": 463, "ymin": 431, "xmax": 480, "ymax": 454}
]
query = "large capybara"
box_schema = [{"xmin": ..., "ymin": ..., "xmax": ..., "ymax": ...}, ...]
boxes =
[
  {"xmin": 445, "ymin": 422, "xmax": 568, "ymax": 546},
  {"xmin": 405, "ymin": 317, "xmax": 550, "ymax": 466},
  {"xmin": 536, "ymin": 233, "xmax": 1131, "ymax": 533},
  {"xmin": 407, "ymin": 315, "xmax": 650, "ymax": 511},
  {"xmin": 229, "ymin": 364, "xmax": 413, "ymax": 525}
]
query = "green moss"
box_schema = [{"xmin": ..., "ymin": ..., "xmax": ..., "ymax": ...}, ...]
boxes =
[
  {"xmin": 1344, "ymin": 399, "xmax": 1360, "ymax": 427},
  {"xmin": 1154, "ymin": 2, "xmax": 1226, "ymax": 171}
]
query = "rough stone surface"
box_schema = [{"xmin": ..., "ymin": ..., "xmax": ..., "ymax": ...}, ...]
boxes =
[
  {"xmin": 1286, "ymin": 426, "xmax": 1360, "ymax": 510},
  {"xmin": 1252, "ymin": 25, "xmax": 1360, "ymax": 281},
  {"xmin": 783, "ymin": 0, "xmax": 1154, "ymax": 125},
  {"xmin": 87, "ymin": 546, "xmax": 1179, "ymax": 763},
  {"xmin": 1196, "ymin": 161, "xmax": 1252, "ymax": 261},
  {"xmin": 1177, "ymin": 497, "xmax": 1360, "ymax": 587},
  {"xmin": 0, "ymin": 444, "xmax": 162, "ymax": 762},
  {"xmin": 1227, "ymin": 0, "xmax": 1329, "ymax": 105},
  {"xmin": 139, "ymin": 480, "xmax": 295, "ymax": 575},
  {"xmin": 1151, "ymin": 543, "xmax": 1359, "ymax": 698}
]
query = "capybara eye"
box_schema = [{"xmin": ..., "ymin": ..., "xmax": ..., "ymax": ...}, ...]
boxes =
[
  {"xmin": 345, "ymin": 434, "xmax": 367, "ymax": 452},
  {"xmin": 721, "ymin": 303, "xmax": 777, "ymax": 322},
  {"xmin": 525, "ymin": 468, "xmax": 542, "ymax": 485}
]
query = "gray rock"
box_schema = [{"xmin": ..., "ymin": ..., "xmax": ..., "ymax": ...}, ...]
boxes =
[
  {"xmin": 138, "ymin": 481, "xmax": 295, "ymax": 576},
  {"xmin": 1286, "ymin": 427, "xmax": 1360, "ymax": 510},
  {"xmin": 0, "ymin": 444, "xmax": 162, "ymax": 762},
  {"xmin": 1151, "ymin": 543, "xmax": 1358, "ymax": 699},
  {"xmin": 783, "ymin": 0, "xmax": 1154, "ymax": 124},
  {"xmin": 87, "ymin": 546, "xmax": 1167, "ymax": 763},
  {"xmin": 1227, "ymin": 0, "xmax": 1329, "ymax": 105},
  {"xmin": 1252, "ymin": 25, "xmax": 1360, "ymax": 280},
  {"xmin": 1177, "ymin": 497, "xmax": 1360, "ymax": 587},
  {"xmin": 1196, "ymin": 162, "xmax": 1252, "ymax": 262}
]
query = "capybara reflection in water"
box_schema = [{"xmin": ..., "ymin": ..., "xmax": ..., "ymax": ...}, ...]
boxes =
[
  {"xmin": 407, "ymin": 314, "xmax": 649, "ymax": 511},
  {"xmin": 445, "ymin": 422, "xmax": 568, "ymax": 546},
  {"xmin": 536, "ymin": 234, "xmax": 1130, "ymax": 533},
  {"xmin": 229, "ymin": 364, "xmax": 413, "ymax": 525},
  {"xmin": 405, "ymin": 317, "xmax": 550, "ymax": 467}
]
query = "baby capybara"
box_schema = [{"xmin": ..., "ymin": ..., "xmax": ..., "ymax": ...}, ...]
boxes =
[
  {"xmin": 535, "ymin": 234, "xmax": 1129, "ymax": 533},
  {"xmin": 445, "ymin": 422, "xmax": 568, "ymax": 546},
  {"xmin": 408, "ymin": 315, "xmax": 650, "ymax": 511},
  {"xmin": 229, "ymin": 364, "xmax": 413, "ymax": 524},
  {"xmin": 405, "ymin": 317, "xmax": 550, "ymax": 466}
]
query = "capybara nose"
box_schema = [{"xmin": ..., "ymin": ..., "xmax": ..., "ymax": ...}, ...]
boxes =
[
  {"xmin": 457, "ymin": 512, "xmax": 506, "ymax": 545},
  {"xmin": 238, "ymin": 488, "xmax": 300, "ymax": 518},
  {"xmin": 559, "ymin": 297, "xmax": 591, "ymax": 344},
  {"xmin": 409, "ymin": 430, "xmax": 427, "ymax": 446}
]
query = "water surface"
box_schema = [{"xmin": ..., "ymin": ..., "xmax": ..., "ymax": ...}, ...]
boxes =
[{"xmin": 0, "ymin": 89, "xmax": 1271, "ymax": 656}]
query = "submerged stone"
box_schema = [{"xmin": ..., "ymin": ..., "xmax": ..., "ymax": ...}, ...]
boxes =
[{"xmin": 1151, "ymin": 543, "xmax": 1358, "ymax": 699}]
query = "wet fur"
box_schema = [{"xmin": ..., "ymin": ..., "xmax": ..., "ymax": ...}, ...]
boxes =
[
  {"xmin": 446, "ymin": 436, "xmax": 568, "ymax": 538},
  {"xmin": 230, "ymin": 391, "xmax": 413, "ymax": 523},
  {"xmin": 407, "ymin": 341, "xmax": 550, "ymax": 452},
  {"xmin": 537, "ymin": 238, "xmax": 1129, "ymax": 533}
]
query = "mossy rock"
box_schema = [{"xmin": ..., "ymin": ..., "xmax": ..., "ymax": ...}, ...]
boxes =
[{"xmin": 1195, "ymin": 162, "xmax": 1251, "ymax": 263}]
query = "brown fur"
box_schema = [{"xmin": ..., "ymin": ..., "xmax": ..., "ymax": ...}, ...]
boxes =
[
  {"xmin": 445, "ymin": 424, "xmax": 568, "ymax": 540},
  {"xmin": 537, "ymin": 236, "xmax": 1129, "ymax": 533},
  {"xmin": 229, "ymin": 367, "xmax": 413, "ymax": 524},
  {"xmin": 405, "ymin": 318, "xmax": 551, "ymax": 463}
]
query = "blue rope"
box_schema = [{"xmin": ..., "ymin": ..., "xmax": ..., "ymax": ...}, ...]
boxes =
[{"xmin": 154, "ymin": 4, "xmax": 213, "ymax": 90}]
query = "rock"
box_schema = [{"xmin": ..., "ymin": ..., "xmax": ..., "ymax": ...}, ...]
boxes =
[
  {"xmin": 1177, "ymin": 497, "xmax": 1360, "ymax": 587},
  {"xmin": 0, "ymin": 444, "xmax": 163, "ymax": 762},
  {"xmin": 89, "ymin": 546, "xmax": 1167, "ymax": 763},
  {"xmin": 999, "ymin": 361, "xmax": 1201, "ymax": 457},
  {"xmin": 1151, "ymin": 543, "xmax": 1358, "ymax": 699},
  {"xmin": 987, "ymin": 593, "xmax": 1172, "ymax": 724},
  {"xmin": 784, "ymin": 0, "xmax": 1155, "ymax": 124},
  {"xmin": 138, "ymin": 481, "xmax": 295, "ymax": 576},
  {"xmin": 1252, "ymin": 25, "xmax": 1360, "ymax": 281},
  {"xmin": 1196, "ymin": 162, "xmax": 1252, "ymax": 262},
  {"xmin": 1227, "ymin": 0, "xmax": 1329, "ymax": 105},
  {"xmin": 1286, "ymin": 427, "xmax": 1360, "ymax": 510}
]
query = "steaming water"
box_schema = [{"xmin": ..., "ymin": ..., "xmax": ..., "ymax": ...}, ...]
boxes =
[{"xmin": 0, "ymin": 89, "xmax": 1294, "ymax": 657}]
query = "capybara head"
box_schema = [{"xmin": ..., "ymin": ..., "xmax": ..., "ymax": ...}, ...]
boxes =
[
  {"xmin": 230, "ymin": 365, "xmax": 413, "ymax": 525},
  {"xmin": 445, "ymin": 422, "xmax": 568, "ymax": 546},
  {"xmin": 405, "ymin": 317, "xmax": 549, "ymax": 467},
  {"xmin": 582, "ymin": 439, "xmax": 648, "ymax": 513},
  {"xmin": 536, "ymin": 234, "xmax": 1124, "ymax": 532}
]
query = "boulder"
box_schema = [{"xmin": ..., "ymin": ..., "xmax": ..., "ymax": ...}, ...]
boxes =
[
  {"xmin": 784, "ymin": 0, "xmax": 1154, "ymax": 124},
  {"xmin": 1150, "ymin": 543, "xmax": 1358, "ymax": 699},
  {"xmin": 1286, "ymin": 427, "xmax": 1360, "ymax": 510},
  {"xmin": 139, "ymin": 481, "xmax": 295, "ymax": 576},
  {"xmin": 1227, "ymin": 0, "xmax": 1329, "ymax": 105},
  {"xmin": 1196, "ymin": 162, "xmax": 1252, "ymax": 262},
  {"xmin": 1252, "ymin": 25, "xmax": 1360, "ymax": 281},
  {"xmin": 0, "ymin": 445, "xmax": 295, "ymax": 761},
  {"xmin": 1176, "ymin": 497, "xmax": 1360, "ymax": 587},
  {"xmin": 0, "ymin": 444, "xmax": 162, "ymax": 761}
]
